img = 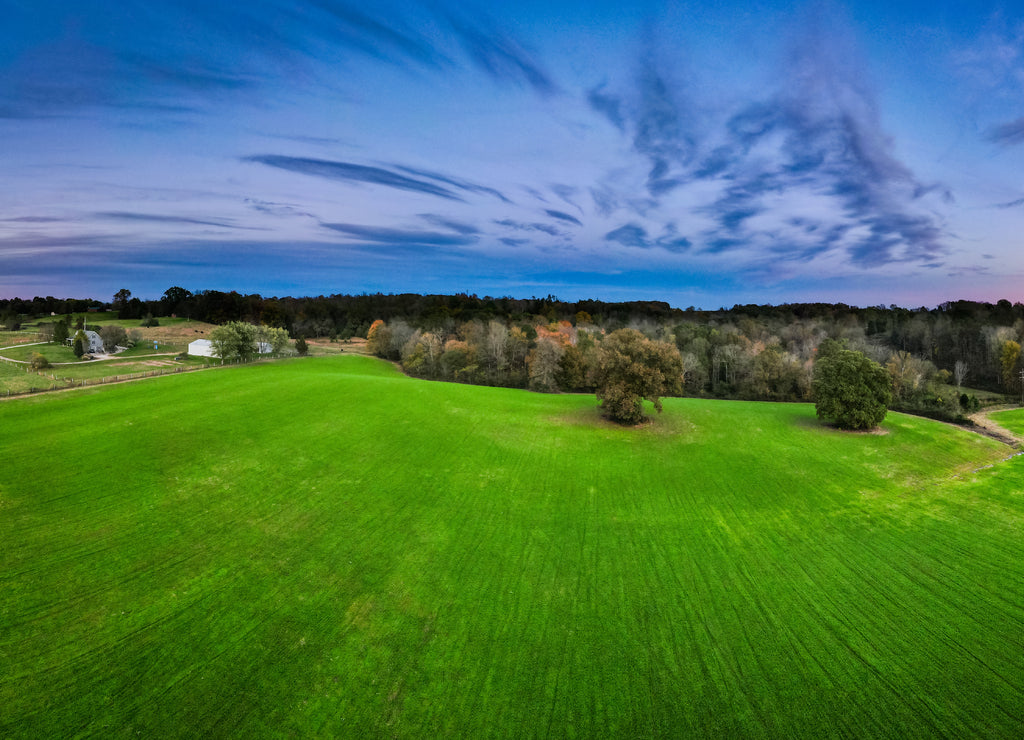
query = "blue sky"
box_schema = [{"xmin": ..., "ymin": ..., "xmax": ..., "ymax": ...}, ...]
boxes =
[{"xmin": 1, "ymin": 0, "xmax": 1022, "ymax": 307}]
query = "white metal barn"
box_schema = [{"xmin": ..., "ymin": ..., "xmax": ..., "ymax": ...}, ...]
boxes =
[
  {"xmin": 187, "ymin": 338, "xmax": 215, "ymax": 357},
  {"xmin": 187, "ymin": 338, "xmax": 273, "ymax": 358}
]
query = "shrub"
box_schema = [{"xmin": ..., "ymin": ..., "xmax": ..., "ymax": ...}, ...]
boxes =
[
  {"xmin": 960, "ymin": 393, "xmax": 981, "ymax": 413},
  {"xmin": 2, "ymin": 312, "xmax": 21, "ymax": 331},
  {"xmin": 29, "ymin": 352, "xmax": 50, "ymax": 370},
  {"xmin": 140, "ymin": 314, "xmax": 160, "ymax": 327}
]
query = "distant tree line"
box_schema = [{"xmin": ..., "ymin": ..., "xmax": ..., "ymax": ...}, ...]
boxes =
[
  {"xmin": 357, "ymin": 296, "xmax": 1024, "ymax": 424},
  {"xmin": 5, "ymin": 289, "xmax": 1023, "ymax": 422}
]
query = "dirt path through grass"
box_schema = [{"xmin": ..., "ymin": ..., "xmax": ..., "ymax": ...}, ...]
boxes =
[{"xmin": 968, "ymin": 405, "xmax": 1023, "ymax": 446}]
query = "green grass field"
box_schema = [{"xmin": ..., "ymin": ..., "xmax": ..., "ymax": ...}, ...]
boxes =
[
  {"xmin": 2, "ymin": 356, "xmax": 1023, "ymax": 737},
  {"xmin": 1, "ymin": 342, "xmax": 82, "ymax": 363},
  {"xmin": 991, "ymin": 407, "xmax": 1024, "ymax": 439},
  {"xmin": 0, "ymin": 359, "xmax": 59, "ymax": 393}
]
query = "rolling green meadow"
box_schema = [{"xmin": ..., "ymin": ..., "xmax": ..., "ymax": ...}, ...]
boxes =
[{"xmin": 2, "ymin": 355, "xmax": 1023, "ymax": 737}]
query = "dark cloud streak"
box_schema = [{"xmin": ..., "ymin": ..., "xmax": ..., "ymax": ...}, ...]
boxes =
[
  {"xmin": 544, "ymin": 209, "xmax": 582, "ymax": 226},
  {"xmin": 244, "ymin": 155, "xmax": 464, "ymax": 201},
  {"xmin": 321, "ymin": 222, "xmax": 477, "ymax": 246},
  {"xmin": 605, "ymin": 223, "xmax": 690, "ymax": 253},
  {"xmin": 988, "ymin": 117, "xmax": 1024, "ymax": 146},
  {"xmin": 94, "ymin": 211, "xmax": 259, "ymax": 230},
  {"xmin": 494, "ymin": 219, "xmax": 562, "ymax": 237},
  {"xmin": 443, "ymin": 12, "xmax": 556, "ymax": 95},
  {"xmin": 393, "ymin": 164, "xmax": 512, "ymax": 203}
]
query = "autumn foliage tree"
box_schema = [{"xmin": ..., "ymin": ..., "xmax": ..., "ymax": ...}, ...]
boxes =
[
  {"xmin": 1000, "ymin": 340, "xmax": 1021, "ymax": 392},
  {"xmin": 527, "ymin": 336, "xmax": 565, "ymax": 392},
  {"xmin": 366, "ymin": 319, "xmax": 392, "ymax": 358},
  {"xmin": 594, "ymin": 329, "xmax": 684, "ymax": 425}
]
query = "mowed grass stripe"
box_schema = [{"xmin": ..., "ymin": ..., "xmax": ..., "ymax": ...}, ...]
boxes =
[{"xmin": 1, "ymin": 355, "xmax": 1023, "ymax": 737}]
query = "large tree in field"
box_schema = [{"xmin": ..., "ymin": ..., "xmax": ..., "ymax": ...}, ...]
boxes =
[
  {"xmin": 595, "ymin": 329, "xmax": 684, "ymax": 425},
  {"xmin": 209, "ymin": 321, "xmax": 258, "ymax": 362},
  {"xmin": 812, "ymin": 348, "xmax": 891, "ymax": 430}
]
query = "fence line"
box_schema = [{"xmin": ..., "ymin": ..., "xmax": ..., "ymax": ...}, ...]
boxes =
[{"xmin": 2, "ymin": 353, "xmax": 289, "ymax": 399}]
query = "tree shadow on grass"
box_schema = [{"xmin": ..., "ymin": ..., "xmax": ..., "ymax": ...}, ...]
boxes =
[{"xmin": 792, "ymin": 413, "xmax": 889, "ymax": 435}]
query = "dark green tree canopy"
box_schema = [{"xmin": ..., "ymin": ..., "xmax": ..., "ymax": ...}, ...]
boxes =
[
  {"xmin": 812, "ymin": 349, "xmax": 891, "ymax": 430},
  {"xmin": 595, "ymin": 328, "xmax": 684, "ymax": 425}
]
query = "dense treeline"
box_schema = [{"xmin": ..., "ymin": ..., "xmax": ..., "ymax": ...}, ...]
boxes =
[
  {"xmin": 3, "ymin": 289, "xmax": 1022, "ymax": 420},
  {"xmin": 355, "ymin": 296, "xmax": 1023, "ymax": 423}
]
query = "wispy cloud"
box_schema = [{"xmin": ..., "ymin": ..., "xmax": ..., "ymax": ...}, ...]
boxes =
[
  {"xmin": 244, "ymin": 198, "xmax": 316, "ymax": 219},
  {"xmin": 995, "ymin": 196, "xmax": 1024, "ymax": 209},
  {"xmin": 955, "ymin": 17, "xmax": 1024, "ymax": 146},
  {"xmin": 321, "ymin": 222, "xmax": 477, "ymax": 246},
  {"xmin": 544, "ymin": 209, "xmax": 582, "ymax": 226},
  {"xmin": 392, "ymin": 164, "xmax": 512, "ymax": 203},
  {"xmin": 418, "ymin": 214, "xmax": 481, "ymax": 235},
  {"xmin": 493, "ymin": 219, "xmax": 563, "ymax": 238},
  {"xmin": 550, "ymin": 184, "xmax": 583, "ymax": 214},
  {"xmin": 582, "ymin": 7, "xmax": 950, "ymax": 271},
  {"xmin": 589, "ymin": 42, "xmax": 698, "ymax": 198},
  {"xmin": 605, "ymin": 223, "xmax": 647, "ymax": 248},
  {"xmin": 94, "ymin": 211, "xmax": 260, "ymax": 230},
  {"xmin": 0, "ymin": 1, "xmax": 556, "ymax": 121},
  {"xmin": 309, "ymin": 0, "xmax": 448, "ymax": 69},
  {"xmin": 587, "ymin": 83, "xmax": 625, "ymax": 131},
  {"xmin": 631, "ymin": 50, "xmax": 696, "ymax": 196},
  {"xmin": 987, "ymin": 117, "xmax": 1024, "ymax": 146},
  {"xmin": 0, "ymin": 216, "xmax": 65, "ymax": 223},
  {"xmin": 244, "ymin": 155, "xmax": 464, "ymax": 200},
  {"xmin": 443, "ymin": 11, "xmax": 556, "ymax": 95},
  {"xmin": 605, "ymin": 223, "xmax": 690, "ymax": 253}
]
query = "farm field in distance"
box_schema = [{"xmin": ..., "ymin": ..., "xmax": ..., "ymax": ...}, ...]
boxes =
[
  {"xmin": 0, "ymin": 316, "xmax": 365, "ymax": 397},
  {"xmin": 1, "ymin": 355, "xmax": 1023, "ymax": 737}
]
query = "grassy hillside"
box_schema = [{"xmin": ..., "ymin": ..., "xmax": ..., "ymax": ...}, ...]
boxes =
[
  {"xmin": 1, "ymin": 356, "xmax": 1022, "ymax": 737},
  {"xmin": 991, "ymin": 407, "xmax": 1024, "ymax": 439}
]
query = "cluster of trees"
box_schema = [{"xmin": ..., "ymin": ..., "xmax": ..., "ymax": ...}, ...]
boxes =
[
  {"xmin": 0, "ymin": 296, "xmax": 101, "ymax": 319},
  {"xmin": 362, "ymin": 298, "xmax": 1021, "ymax": 424},
  {"xmin": 207, "ymin": 322, "xmax": 290, "ymax": 362},
  {"xmin": 36, "ymin": 317, "xmax": 137, "ymax": 355},
  {"xmin": 7, "ymin": 288, "xmax": 1023, "ymax": 423}
]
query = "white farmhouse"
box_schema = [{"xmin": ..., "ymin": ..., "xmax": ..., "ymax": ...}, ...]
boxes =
[{"xmin": 66, "ymin": 330, "xmax": 104, "ymax": 354}]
